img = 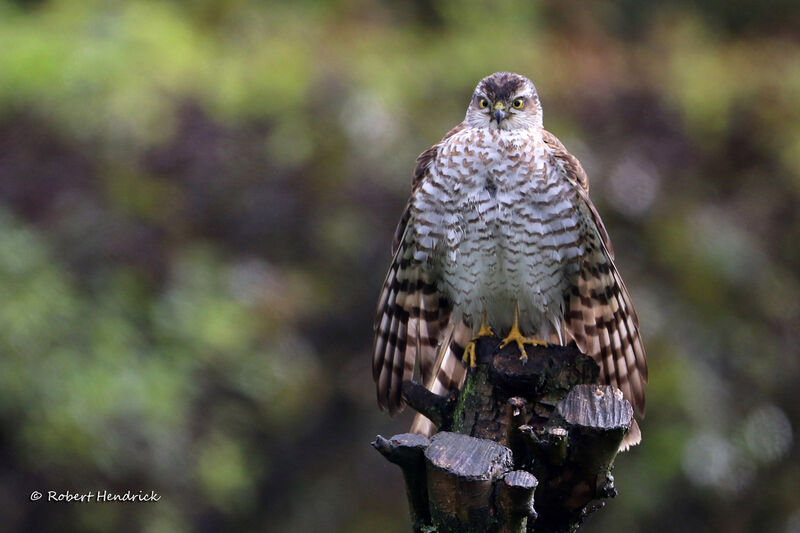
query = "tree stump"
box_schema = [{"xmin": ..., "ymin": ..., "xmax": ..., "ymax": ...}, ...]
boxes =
[{"xmin": 373, "ymin": 335, "xmax": 633, "ymax": 533}]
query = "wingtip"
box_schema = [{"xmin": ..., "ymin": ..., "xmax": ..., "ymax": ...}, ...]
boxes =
[
  {"xmin": 410, "ymin": 413, "xmax": 436, "ymax": 437},
  {"xmin": 619, "ymin": 418, "xmax": 642, "ymax": 452}
]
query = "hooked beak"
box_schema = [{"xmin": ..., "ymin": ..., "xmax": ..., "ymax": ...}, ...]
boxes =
[{"xmin": 493, "ymin": 102, "xmax": 507, "ymax": 123}]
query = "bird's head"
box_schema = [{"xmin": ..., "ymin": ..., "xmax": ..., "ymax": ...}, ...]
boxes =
[{"xmin": 465, "ymin": 72, "xmax": 543, "ymax": 131}]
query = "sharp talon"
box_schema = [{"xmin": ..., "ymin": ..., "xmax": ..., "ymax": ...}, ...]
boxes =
[
  {"xmin": 461, "ymin": 312, "xmax": 495, "ymax": 368},
  {"xmin": 500, "ymin": 333, "xmax": 548, "ymax": 357},
  {"xmin": 499, "ymin": 302, "xmax": 547, "ymax": 358},
  {"xmin": 462, "ymin": 341, "xmax": 477, "ymax": 368}
]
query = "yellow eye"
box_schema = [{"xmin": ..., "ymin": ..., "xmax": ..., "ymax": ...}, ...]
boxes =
[
  {"xmin": 479, "ymin": 98, "xmax": 489, "ymax": 109},
  {"xmin": 512, "ymin": 98, "xmax": 524, "ymax": 109}
]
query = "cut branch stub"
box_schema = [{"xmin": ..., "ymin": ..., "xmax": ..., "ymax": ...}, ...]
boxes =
[
  {"xmin": 520, "ymin": 384, "xmax": 633, "ymax": 533},
  {"xmin": 555, "ymin": 384, "xmax": 633, "ymax": 429},
  {"xmin": 402, "ymin": 379, "xmax": 458, "ymax": 429},
  {"xmin": 496, "ymin": 470, "xmax": 539, "ymax": 533},
  {"xmin": 371, "ymin": 433, "xmax": 431, "ymax": 532},
  {"xmin": 505, "ymin": 397, "xmax": 529, "ymax": 467},
  {"xmin": 425, "ymin": 432, "xmax": 514, "ymax": 533},
  {"xmin": 551, "ymin": 384, "xmax": 632, "ymax": 472}
]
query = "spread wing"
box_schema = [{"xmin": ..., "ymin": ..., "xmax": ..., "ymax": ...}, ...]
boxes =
[
  {"xmin": 544, "ymin": 130, "xmax": 648, "ymax": 447},
  {"xmin": 373, "ymin": 124, "xmax": 467, "ymax": 417}
]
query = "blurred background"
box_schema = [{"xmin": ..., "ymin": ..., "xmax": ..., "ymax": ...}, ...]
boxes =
[{"xmin": 0, "ymin": 0, "xmax": 798, "ymax": 532}]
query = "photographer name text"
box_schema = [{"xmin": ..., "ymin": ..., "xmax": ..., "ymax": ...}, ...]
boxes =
[{"xmin": 30, "ymin": 490, "xmax": 161, "ymax": 503}]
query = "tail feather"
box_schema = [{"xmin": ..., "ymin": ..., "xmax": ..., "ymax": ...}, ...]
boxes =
[
  {"xmin": 620, "ymin": 418, "xmax": 642, "ymax": 451},
  {"xmin": 409, "ymin": 414, "xmax": 437, "ymax": 436},
  {"xmin": 409, "ymin": 319, "xmax": 471, "ymax": 436},
  {"xmin": 418, "ymin": 290, "xmax": 450, "ymax": 385},
  {"xmin": 431, "ymin": 320, "xmax": 471, "ymax": 394}
]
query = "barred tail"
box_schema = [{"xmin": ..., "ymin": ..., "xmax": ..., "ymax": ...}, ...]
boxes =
[{"xmin": 409, "ymin": 319, "xmax": 472, "ymax": 436}]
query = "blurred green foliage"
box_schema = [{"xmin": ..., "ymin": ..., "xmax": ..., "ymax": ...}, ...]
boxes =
[{"xmin": 0, "ymin": 1, "xmax": 799, "ymax": 532}]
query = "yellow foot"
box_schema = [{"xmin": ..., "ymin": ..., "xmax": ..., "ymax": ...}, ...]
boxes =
[
  {"xmin": 499, "ymin": 327, "xmax": 547, "ymax": 359},
  {"xmin": 462, "ymin": 313, "xmax": 495, "ymax": 367},
  {"xmin": 476, "ymin": 320, "xmax": 494, "ymax": 338},
  {"xmin": 462, "ymin": 341, "xmax": 478, "ymax": 368},
  {"xmin": 499, "ymin": 302, "xmax": 547, "ymax": 359}
]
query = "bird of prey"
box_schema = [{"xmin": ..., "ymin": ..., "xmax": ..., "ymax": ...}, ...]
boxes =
[{"xmin": 372, "ymin": 72, "xmax": 647, "ymax": 448}]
